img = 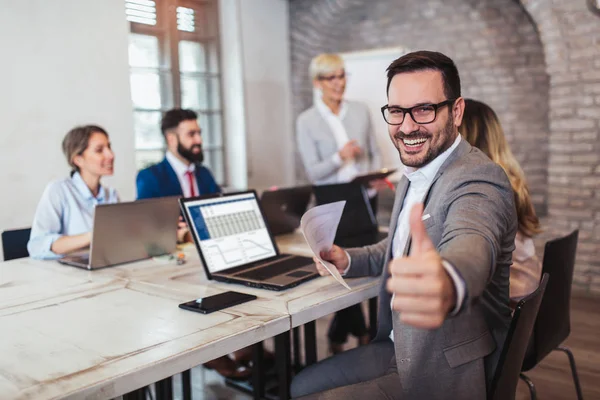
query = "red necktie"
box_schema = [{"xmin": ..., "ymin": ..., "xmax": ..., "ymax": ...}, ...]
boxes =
[{"xmin": 185, "ymin": 170, "xmax": 197, "ymax": 198}]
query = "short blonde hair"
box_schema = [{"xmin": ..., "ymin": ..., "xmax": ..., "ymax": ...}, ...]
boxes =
[{"xmin": 309, "ymin": 53, "xmax": 345, "ymax": 81}]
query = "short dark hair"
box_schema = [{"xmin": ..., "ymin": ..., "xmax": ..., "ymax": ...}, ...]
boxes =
[
  {"xmin": 386, "ymin": 51, "xmax": 461, "ymax": 100},
  {"xmin": 62, "ymin": 125, "xmax": 108, "ymax": 175},
  {"xmin": 161, "ymin": 108, "xmax": 198, "ymax": 136}
]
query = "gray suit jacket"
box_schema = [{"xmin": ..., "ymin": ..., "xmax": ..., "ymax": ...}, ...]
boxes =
[
  {"xmin": 346, "ymin": 139, "xmax": 517, "ymax": 399},
  {"xmin": 296, "ymin": 101, "xmax": 381, "ymax": 184}
]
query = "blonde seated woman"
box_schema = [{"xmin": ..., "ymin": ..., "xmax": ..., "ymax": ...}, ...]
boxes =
[
  {"xmin": 461, "ymin": 99, "xmax": 542, "ymax": 304},
  {"xmin": 28, "ymin": 125, "xmax": 119, "ymax": 259}
]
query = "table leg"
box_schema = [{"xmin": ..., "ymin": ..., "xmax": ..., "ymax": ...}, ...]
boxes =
[
  {"xmin": 155, "ymin": 376, "xmax": 173, "ymax": 400},
  {"xmin": 293, "ymin": 326, "xmax": 301, "ymax": 371},
  {"xmin": 275, "ymin": 331, "xmax": 291, "ymax": 400},
  {"xmin": 182, "ymin": 369, "xmax": 192, "ymax": 400},
  {"xmin": 303, "ymin": 321, "xmax": 317, "ymax": 367},
  {"xmin": 369, "ymin": 297, "xmax": 378, "ymax": 339},
  {"xmin": 252, "ymin": 341, "xmax": 265, "ymax": 400},
  {"xmin": 122, "ymin": 387, "xmax": 146, "ymax": 400}
]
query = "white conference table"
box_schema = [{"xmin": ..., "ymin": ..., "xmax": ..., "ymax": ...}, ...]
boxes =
[
  {"xmin": 131, "ymin": 231, "xmax": 381, "ymax": 379},
  {"xmin": 0, "ymin": 230, "xmax": 381, "ymax": 400},
  {"xmin": 0, "ymin": 257, "xmax": 288, "ymax": 400}
]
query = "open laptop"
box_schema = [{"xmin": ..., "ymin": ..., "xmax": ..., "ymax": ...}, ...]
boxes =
[
  {"xmin": 59, "ymin": 196, "xmax": 180, "ymax": 270},
  {"xmin": 313, "ymin": 182, "xmax": 388, "ymax": 248},
  {"xmin": 260, "ymin": 185, "xmax": 312, "ymax": 236},
  {"xmin": 180, "ymin": 191, "xmax": 317, "ymax": 291}
]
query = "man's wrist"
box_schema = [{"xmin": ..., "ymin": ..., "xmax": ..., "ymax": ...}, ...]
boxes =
[
  {"xmin": 444, "ymin": 270, "xmax": 457, "ymax": 314},
  {"xmin": 341, "ymin": 250, "xmax": 352, "ymax": 276},
  {"xmin": 441, "ymin": 259, "xmax": 465, "ymax": 316}
]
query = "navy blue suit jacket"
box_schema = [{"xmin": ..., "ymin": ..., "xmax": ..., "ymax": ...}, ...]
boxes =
[{"xmin": 136, "ymin": 158, "xmax": 221, "ymax": 200}]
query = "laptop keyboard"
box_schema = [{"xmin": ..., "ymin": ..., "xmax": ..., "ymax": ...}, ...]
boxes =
[{"xmin": 236, "ymin": 256, "xmax": 313, "ymax": 281}]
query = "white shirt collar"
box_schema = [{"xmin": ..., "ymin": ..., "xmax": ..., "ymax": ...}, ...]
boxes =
[
  {"xmin": 71, "ymin": 171, "xmax": 107, "ymax": 202},
  {"xmin": 404, "ymin": 134, "xmax": 462, "ymax": 186},
  {"xmin": 315, "ymin": 95, "xmax": 348, "ymax": 120},
  {"xmin": 166, "ymin": 150, "xmax": 195, "ymax": 178}
]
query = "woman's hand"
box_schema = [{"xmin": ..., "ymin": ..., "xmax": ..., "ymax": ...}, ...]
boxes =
[
  {"xmin": 339, "ymin": 140, "xmax": 362, "ymax": 161},
  {"xmin": 177, "ymin": 217, "xmax": 192, "ymax": 243},
  {"xmin": 50, "ymin": 231, "xmax": 92, "ymax": 255}
]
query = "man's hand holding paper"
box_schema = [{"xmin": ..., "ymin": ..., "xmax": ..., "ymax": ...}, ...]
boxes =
[
  {"xmin": 313, "ymin": 246, "xmax": 349, "ymax": 277},
  {"xmin": 300, "ymin": 201, "xmax": 351, "ymax": 290}
]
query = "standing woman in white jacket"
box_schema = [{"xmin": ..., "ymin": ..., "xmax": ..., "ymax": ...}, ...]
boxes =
[{"xmin": 296, "ymin": 53, "xmax": 385, "ymax": 353}]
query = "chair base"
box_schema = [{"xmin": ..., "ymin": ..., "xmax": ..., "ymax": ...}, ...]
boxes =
[
  {"xmin": 521, "ymin": 346, "xmax": 584, "ymax": 400},
  {"xmin": 556, "ymin": 346, "xmax": 584, "ymax": 400},
  {"xmin": 519, "ymin": 373, "xmax": 537, "ymax": 400}
]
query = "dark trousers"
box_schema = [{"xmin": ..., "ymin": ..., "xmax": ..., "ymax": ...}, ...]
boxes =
[
  {"xmin": 291, "ymin": 339, "xmax": 401, "ymax": 399},
  {"xmin": 327, "ymin": 304, "xmax": 368, "ymax": 344}
]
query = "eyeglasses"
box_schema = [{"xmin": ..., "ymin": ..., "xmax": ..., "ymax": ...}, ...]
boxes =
[
  {"xmin": 317, "ymin": 72, "xmax": 347, "ymax": 82},
  {"xmin": 380, "ymin": 99, "xmax": 456, "ymax": 125}
]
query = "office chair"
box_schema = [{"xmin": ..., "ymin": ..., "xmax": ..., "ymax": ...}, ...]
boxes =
[
  {"xmin": 521, "ymin": 230, "xmax": 583, "ymax": 400},
  {"xmin": 488, "ymin": 273, "xmax": 549, "ymax": 400},
  {"xmin": 2, "ymin": 227, "xmax": 31, "ymax": 261}
]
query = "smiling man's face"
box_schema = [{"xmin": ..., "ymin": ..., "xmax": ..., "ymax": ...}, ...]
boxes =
[{"xmin": 387, "ymin": 69, "xmax": 463, "ymax": 168}]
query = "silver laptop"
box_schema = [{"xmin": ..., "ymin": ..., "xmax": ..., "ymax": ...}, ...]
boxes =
[
  {"xmin": 180, "ymin": 191, "xmax": 318, "ymax": 291},
  {"xmin": 59, "ymin": 196, "xmax": 180, "ymax": 270}
]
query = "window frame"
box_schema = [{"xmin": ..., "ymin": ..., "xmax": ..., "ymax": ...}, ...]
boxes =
[{"xmin": 127, "ymin": 0, "xmax": 227, "ymax": 185}]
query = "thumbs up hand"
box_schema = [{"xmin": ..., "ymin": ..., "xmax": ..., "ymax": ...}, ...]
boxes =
[{"xmin": 386, "ymin": 203, "xmax": 457, "ymax": 329}]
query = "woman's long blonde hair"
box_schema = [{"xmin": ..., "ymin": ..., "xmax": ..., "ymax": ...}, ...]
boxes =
[{"xmin": 461, "ymin": 99, "xmax": 541, "ymax": 237}]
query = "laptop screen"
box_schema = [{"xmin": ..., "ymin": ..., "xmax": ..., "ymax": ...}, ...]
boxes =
[{"xmin": 182, "ymin": 193, "xmax": 277, "ymax": 273}]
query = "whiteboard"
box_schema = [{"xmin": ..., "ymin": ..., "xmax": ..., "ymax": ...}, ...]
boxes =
[{"xmin": 341, "ymin": 47, "xmax": 410, "ymax": 181}]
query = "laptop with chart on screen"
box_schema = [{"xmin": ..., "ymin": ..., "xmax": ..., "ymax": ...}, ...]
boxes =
[{"xmin": 179, "ymin": 191, "xmax": 317, "ymax": 290}]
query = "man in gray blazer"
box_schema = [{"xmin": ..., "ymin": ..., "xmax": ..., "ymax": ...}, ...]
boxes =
[{"xmin": 291, "ymin": 51, "xmax": 517, "ymax": 399}]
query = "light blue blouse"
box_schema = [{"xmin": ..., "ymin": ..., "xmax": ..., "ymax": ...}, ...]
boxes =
[{"xmin": 27, "ymin": 172, "xmax": 119, "ymax": 259}]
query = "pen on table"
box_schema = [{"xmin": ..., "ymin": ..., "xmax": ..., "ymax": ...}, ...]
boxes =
[{"xmin": 384, "ymin": 178, "xmax": 395, "ymax": 191}]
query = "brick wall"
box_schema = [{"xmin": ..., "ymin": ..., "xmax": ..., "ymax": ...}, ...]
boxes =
[
  {"xmin": 289, "ymin": 0, "xmax": 600, "ymax": 294},
  {"xmin": 521, "ymin": 0, "xmax": 600, "ymax": 294},
  {"xmin": 290, "ymin": 0, "xmax": 549, "ymax": 213}
]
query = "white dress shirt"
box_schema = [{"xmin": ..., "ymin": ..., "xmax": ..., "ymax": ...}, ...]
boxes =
[
  {"xmin": 315, "ymin": 96, "xmax": 378, "ymax": 198},
  {"xmin": 165, "ymin": 150, "xmax": 200, "ymax": 198},
  {"xmin": 389, "ymin": 134, "xmax": 465, "ymax": 340},
  {"xmin": 315, "ymin": 96, "xmax": 359, "ymax": 183}
]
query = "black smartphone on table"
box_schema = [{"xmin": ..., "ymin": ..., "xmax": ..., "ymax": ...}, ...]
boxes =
[{"xmin": 178, "ymin": 291, "xmax": 257, "ymax": 314}]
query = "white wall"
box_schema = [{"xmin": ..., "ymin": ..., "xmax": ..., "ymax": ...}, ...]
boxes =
[
  {"xmin": 237, "ymin": 0, "xmax": 295, "ymax": 190},
  {"xmin": 0, "ymin": 0, "xmax": 135, "ymax": 253},
  {"xmin": 0, "ymin": 0, "xmax": 294, "ymax": 258},
  {"xmin": 340, "ymin": 47, "xmax": 410, "ymax": 181}
]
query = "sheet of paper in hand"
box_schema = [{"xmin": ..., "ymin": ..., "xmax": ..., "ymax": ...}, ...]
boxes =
[{"xmin": 300, "ymin": 201, "xmax": 351, "ymax": 290}]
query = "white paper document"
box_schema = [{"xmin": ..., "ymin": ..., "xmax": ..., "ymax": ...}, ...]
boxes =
[{"xmin": 300, "ymin": 201, "xmax": 351, "ymax": 290}]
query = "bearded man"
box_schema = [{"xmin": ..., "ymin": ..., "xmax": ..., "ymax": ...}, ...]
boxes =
[{"xmin": 136, "ymin": 108, "xmax": 220, "ymax": 200}]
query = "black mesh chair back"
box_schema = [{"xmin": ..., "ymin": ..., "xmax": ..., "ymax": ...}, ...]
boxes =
[
  {"xmin": 488, "ymin": 273, "xmax": 549, "ymax": 400},
  {"xmin": 522, "ymin": 230, "xmax": 578, "ymax": 370},
  {"xmin": 2, "ymin": 228, "xmax": 31, "ymax": 261}
]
